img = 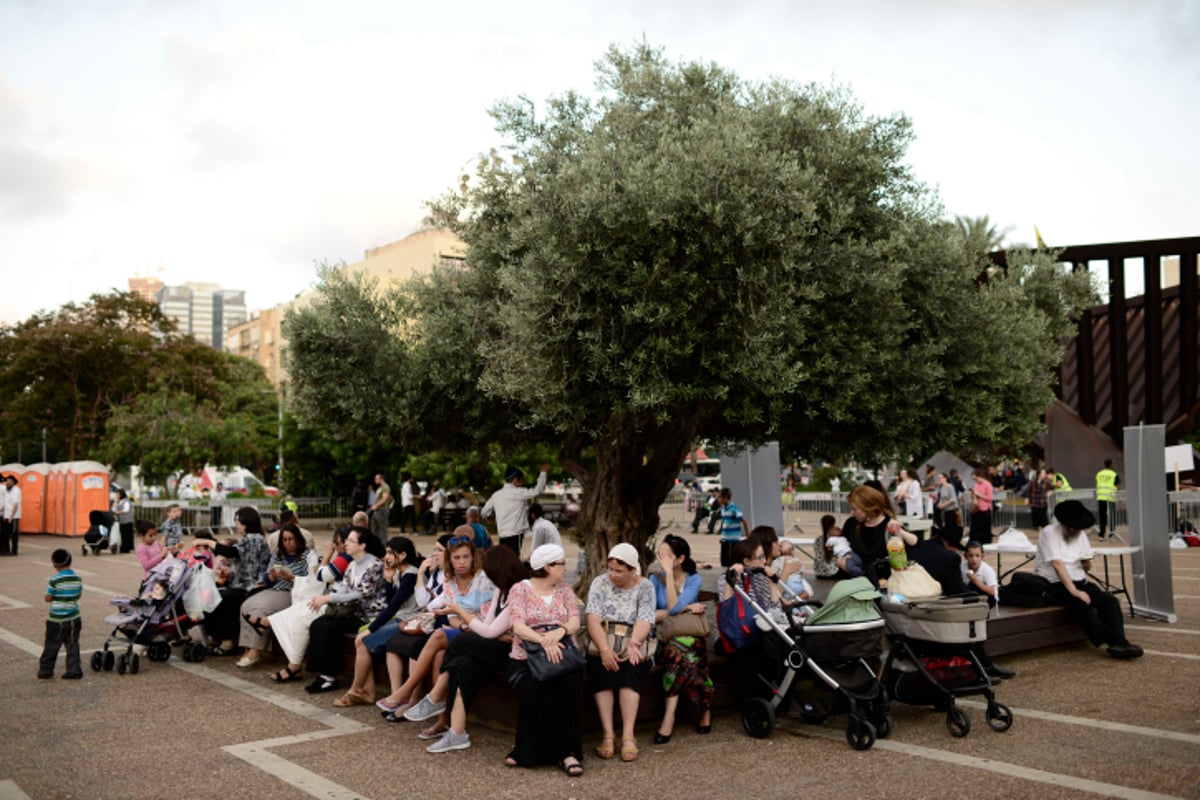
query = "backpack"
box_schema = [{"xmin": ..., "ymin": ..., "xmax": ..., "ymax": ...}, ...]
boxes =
[
  {"xmin": 999, "ymin": 571, "xmax": 1054, "ymax": 608},
  {"xmin": 717, "ymin": 573, "xmax": 764, "ymax": 653}
]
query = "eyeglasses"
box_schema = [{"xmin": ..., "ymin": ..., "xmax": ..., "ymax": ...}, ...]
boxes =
[
  {"xmin": 549, "ymin": 561, "xmax": 566, "ymax": 567},
  {"xmin": 447, "ymin": 536, "xmax": 471, "ymax": 546}
]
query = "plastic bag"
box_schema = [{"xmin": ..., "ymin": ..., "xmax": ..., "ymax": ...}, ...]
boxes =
[
  {"xmin": 183, "ymin": 565, "xmax": 222, "ymax": 620},
  {"xmin": 887, "ymin": 562, "xmax": 942, "ymax": 599}
]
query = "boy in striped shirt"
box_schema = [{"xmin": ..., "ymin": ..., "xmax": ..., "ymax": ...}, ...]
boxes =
[{"xmin": 39, "ymin": 549, "xmax": 83, "ymax": 679}]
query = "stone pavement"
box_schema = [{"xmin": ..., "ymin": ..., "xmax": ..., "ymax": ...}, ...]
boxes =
[{"xmin": 1, "ymin": 509, "xmax": 1199, "ymax": 800}]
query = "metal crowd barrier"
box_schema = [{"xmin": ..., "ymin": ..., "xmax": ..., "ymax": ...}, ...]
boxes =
[{"xmin": 133, "ymin": 497, "xmax": 354, "ymax": 536}]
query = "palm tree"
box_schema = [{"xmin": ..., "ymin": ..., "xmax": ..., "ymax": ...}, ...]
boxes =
[{"xmin": 955, "ymin": 214, "xmax": 1013, "ymax": 255}]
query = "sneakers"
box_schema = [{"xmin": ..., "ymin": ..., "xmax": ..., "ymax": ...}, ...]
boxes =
[
  {"xmin": 404, "ymin": 694, "xmax": 446, "ymax": 722},
  {"xmin": 426, "ymin": 729, "xmax": 471, "ymax": 753}
]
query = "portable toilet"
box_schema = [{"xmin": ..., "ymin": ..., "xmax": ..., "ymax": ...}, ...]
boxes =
[
  {"xmin": 66, "ymin": 461, "xmax": 110, "ymax": 536},
  {"xmin": 19, "ymin": 463, "xmax": 49, "ymax": 535},
  {"xmin": 47, "ymin": 463, "xmax": 65, "ymax": 535}
]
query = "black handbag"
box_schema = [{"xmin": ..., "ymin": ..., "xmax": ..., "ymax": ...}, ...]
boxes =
[{"xmin": 521, "ymin": 629, "xmax": 586, "ymax": 681}]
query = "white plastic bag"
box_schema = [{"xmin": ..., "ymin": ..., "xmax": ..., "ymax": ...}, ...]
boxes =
[{"xmin": 183, "ymin": 565, "xmax": 222, "ymax": 620}]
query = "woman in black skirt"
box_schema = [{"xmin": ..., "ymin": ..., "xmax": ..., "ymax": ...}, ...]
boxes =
[{"xmin": 506, "ymin": 543, "xmax": 584, "ymax": 776}]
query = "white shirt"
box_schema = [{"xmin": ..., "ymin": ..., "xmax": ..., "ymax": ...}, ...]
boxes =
[
  {"xmin": 962, "ymin": 559, "xmax": 998, "ymax": 595},
  {"xmin": 1034, "ymin": 523, "xmax": 1093, "ymax": 583},
  {"xmin": 830, "ymin": 477, "xmax": 841, "ymax": 493},
  {"xmin": 431, "ymin": 488, "xmax": 446, "ymax": 514},
  {"xmin": 903, "ymin": 480, "xmax": 922, "ymax": 517},
  {"xmin": 481, "ymin": 471, "xmax": 548, "ymax": 539},
  {"xmin": 401, "ymin": 481, "xmax": 414, "ymax": 506},
  {"xmin": 530, "ymin": 517, "xmax": 561, "ymax": 551},
  {"xmin": 826, "ymin": 534, "xmax": 852, "ymax": 559},
  {"xmin": 3, "ymin": 485, "xmax": 19, "ymax": 520}
]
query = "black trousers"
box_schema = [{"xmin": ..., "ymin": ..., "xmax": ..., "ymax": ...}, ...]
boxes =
[
  {"xmin": 1097, "ymin": 500, "xmax": 1112, "ymax": 537},
  {"xmin": 39, "ymin": 618, "xmax": 82, "ymax": 677},
  {"xmin": 0, "ymin": 518, "xmax": 17, "ymax": 554},
  {"xmin": 119, "ymin": 522, "xmax": 134, "ymax": 553},
  {"xmin": 1049, "ymin": 580, "xmax": 1128, "ymax": 648}
]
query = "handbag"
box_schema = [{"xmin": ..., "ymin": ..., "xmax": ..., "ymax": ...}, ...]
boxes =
[
  {"xmin": 398, "ymin": 611, "xmax": 437, "ymax": 635},
  {"xmin": 583, "ymin": 620, "xmax": 657, "ymax": 662},
  {"xmin": 521, "ymin": 626, "xmax": 586, "ymax": 681},
  {"xmin": 324, "ymin": 600, "xmax": 363, "ymax": 620},
  {"xmin": 657, "ymin": 610, "xmax": 711, "ymax": 642}
]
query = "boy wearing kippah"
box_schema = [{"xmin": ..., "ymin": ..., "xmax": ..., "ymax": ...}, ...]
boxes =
[{"xmin": 39, "ymin": 548, "xmax": 84, "ymax": 679}]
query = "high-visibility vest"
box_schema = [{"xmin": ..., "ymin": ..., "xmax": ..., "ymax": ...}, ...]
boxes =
[
  {"xmin": 1096, "ymin": 469, "xmax": 1118, "ymax": 502},
  {"xmin": 1054, "ymin": 473, "xmax": 1072, "ymax": 492}
]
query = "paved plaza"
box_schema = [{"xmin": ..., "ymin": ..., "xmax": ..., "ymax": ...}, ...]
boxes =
[{"xmin": 1, "ymin": 506, "xmax": 1199, "ymax": 799}]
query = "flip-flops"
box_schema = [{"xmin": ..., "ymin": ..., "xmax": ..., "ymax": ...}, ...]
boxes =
[{"xmin": 333, "ymin": 691, "xmax": 372, "ymax": 708}]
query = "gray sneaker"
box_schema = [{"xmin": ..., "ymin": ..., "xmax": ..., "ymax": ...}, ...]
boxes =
[
  {"xmin": 404, "ymin": 694, "xmax": 447, "ymax": 722},
  {"xmin": 426, "ymin": 729, "xmax": 470, "ymax": 753}
]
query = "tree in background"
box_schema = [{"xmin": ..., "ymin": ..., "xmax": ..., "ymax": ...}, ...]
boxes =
[{"xmin": 289, "ymin": 43, "xmax": 1094, "ymax": 573}]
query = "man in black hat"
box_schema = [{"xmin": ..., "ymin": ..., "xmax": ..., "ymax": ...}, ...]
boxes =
[{"xmin": 1034, "ymin": 499, "xmax": 1142, "ymax": 659}]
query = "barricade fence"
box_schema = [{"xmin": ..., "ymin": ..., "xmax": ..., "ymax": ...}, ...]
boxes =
[{"xmin": 132, "ymin": 497, "xmax": 354, "ymax": 535}]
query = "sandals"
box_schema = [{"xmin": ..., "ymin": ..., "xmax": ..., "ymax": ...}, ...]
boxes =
[
  {"xmin": 417, "ymin": 721, "xmax": 449, "ymax": 740},
  {"xmin": 242, "ymin": 613, "xmax": 269, "ymax": 635},
  {"xmin": 620, "ymin": 738, "xmax": 639, "ymax": 762},
  {"xmin": 270, "ymin": 665, "xmax": 303, "ymax": 683},
  {"xmin": 333, "ymin": 690, "xmax": 372, "ymax": 708},
  {"xmin": 207, "ymin": 644, "xmax": 235, "ymax": 657},
  {"xmin": 560, "ymin": 757, "xmax": 584, "ymax": 777},
  {"xmin": 595, "ymin": 735, "xmax": 615, "ymax": 759}
]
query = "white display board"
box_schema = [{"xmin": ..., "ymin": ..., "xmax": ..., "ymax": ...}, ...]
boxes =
[{"xmin": 720, "ymin": 442, "xmax": 785, "ymax": 538}]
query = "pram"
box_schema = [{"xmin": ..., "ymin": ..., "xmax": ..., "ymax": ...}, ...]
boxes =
[
  {"xmin": 82, "ymin": 510, "xmax": 119, "ymax": 556},
  {"xmin": 92, "ymin": 557, "xmax": 210, "ymax": 674},
  {"xmin": 880, "ymin": 594, "xmax": 1013, "ymax": 737},
  {"xmin": 730, "ymin": 574, "xmax": 889, "ymax": 750}
]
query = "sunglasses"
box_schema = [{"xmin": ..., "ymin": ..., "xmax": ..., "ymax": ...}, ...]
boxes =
[{"xmin": 447, "ymin": 536, "xmax": 472, "ymax": 546}]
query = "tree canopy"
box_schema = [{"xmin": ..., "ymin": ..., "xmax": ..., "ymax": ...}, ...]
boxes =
[{"xmin": 286, "ymin": 43, "xmax": 1094, "ymax": 569}]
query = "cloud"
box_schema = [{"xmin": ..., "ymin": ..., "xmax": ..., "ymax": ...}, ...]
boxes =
[
  {"xmin": 184, "ymin": 117, "xmax": 265, "ymax": 170},
  {"xmin": 0, "ymin": 146, "xmax": 79, "ymax": 218}
]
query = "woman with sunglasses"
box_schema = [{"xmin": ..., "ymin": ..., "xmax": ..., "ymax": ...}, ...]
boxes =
[
  {"xmin": 585, "ymin": 542, "xmax": 656, "ymax": 763},
  {"xmin": 378, "ymin": 529, "xmax": 494, "ymax": 719},
  {"xmin": 378, "ymin": 533, "xmax": 452, "ymax": 711},
  {"xmin": 334, "ymin": 536, "xmax": 422, "ymax": 707},
  {"xmin": 506, "ymin": 543, "xmax": 584, "ymax": 776},
  {"xmin": 235, "ymin": 523, "xmax": 314, "ymax": 669}
]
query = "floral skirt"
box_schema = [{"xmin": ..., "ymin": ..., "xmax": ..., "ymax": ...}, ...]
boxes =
[{"xmin": 660, "ymin": 636, "xmax": 714, "ymax": 714}]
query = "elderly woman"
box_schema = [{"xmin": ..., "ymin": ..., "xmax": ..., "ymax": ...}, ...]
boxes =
[
  {"xmin": 413, "ymin": 545, "xmax": 528, "ymax": 754},
  {"xmin": 207, "ymin": 507, "xmax": 272, "ymax": 655},
  {"xmin": 506, "ymin": 543, "xmax": 584, "ymax": 776},
  {"xmin": 334, "ymin": 536, "xmax": 422, "ymax": 707},
  {"xmin": 235, "ymin": 523, "xmax": 313, "ymax": 668},
  {"xmin": 586, "ymin": 542, "xmax": 656, "ymax": 763},
  {"xmin": 303, "ymin": 525, "xmax": 388, "ymax": 694},
  {"xmin": 649, "ymin": 534, "xmax": 712, "ymax": 744}
]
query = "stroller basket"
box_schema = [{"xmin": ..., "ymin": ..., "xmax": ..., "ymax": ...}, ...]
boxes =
[
  {"xmin": 799, "ymin": 620, "xmax": 885, "ymax": 662},
  {"xmin": 881, "ymin": 596, "xmax": 988, "ymax": 644}
]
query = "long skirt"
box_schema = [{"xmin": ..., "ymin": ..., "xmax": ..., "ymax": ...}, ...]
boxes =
[
  {"xmin": 206, "ymin": 587, "xmax": 248, "ymax": 643},
  {"xmin": 660, "ymin": 636, "xmax": 714, "ymax": 715},
  {"xmin": 968, "ymin": 509, "xmax": 993, "ymax": 545},
  {"xmin": 507, "ymin": 658, "xmax": 583, "ymax": 767},
  {"xmin": 238, "ymin": 588, "xmax": 293, "ymax": 649},
  {"xmin": 442, "ymin": 633, "xmax": 509, "ymax": 712},
  {"xmin": 306, "ymin": 613, "xmax": 364, "ymax": 676},
  {"xmin": 270, "ymin": 600, "xmax": 323, "ymax": 666}
]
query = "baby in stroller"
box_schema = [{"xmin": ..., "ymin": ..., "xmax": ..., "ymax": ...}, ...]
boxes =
[
  {"xmin": 95, "ymin": 556, "xmax": 207, "ymax": 673},
  {"xmin": 82, "ymin": 510, "xmax": 120, "ymax": 556}
]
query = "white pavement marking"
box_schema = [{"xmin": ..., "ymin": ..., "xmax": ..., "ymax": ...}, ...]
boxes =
[
  {"xmin": 169, "ymin": 660, "xmax": 371, "ymax": 799},
  {"xmin": 1127, "ymin": 625, "xmax": 1200, "ymax": 636},
  {"xmin": 1142, "ymin": 649, "xmax": 1200, "ymax": 661},
  {"xmin": 803, "ymin": 730, "xmax": 1190, "ymax": 800},
  {"xmin": 0, "ymin": 780, "xmax": 34, "ymax": 800},
  {"xmin": 0, "ymin": 594, "xmax": 32, "ymax": 610},
  {"xmin": 0, "ymin": 627, "xmax": 44, "ymax": 657},
  {"xmin": 1174, "ymin": 595, "xmax": 1200, "ymax": 600},
  {"xmin": 957, "ymin": 700, "xmax": 1200, "ymax": 746}
]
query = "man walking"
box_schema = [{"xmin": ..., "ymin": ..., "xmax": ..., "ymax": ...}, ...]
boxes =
[
  {"xmin": 482, "ymin": 464, "xmax": 548, "ymax": 554},
  {"xmin": 370, "ymin": 474, "xmax": 393, "ymax": 541},
  {"xmin": 1095, "ymin": 459, "xmax": 1119, "ymax": 541}
]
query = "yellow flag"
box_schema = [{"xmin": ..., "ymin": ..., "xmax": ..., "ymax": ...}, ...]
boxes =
[{"xmin": 1034, "ymin": 226, "xmax": 1047, "ymax": 249}]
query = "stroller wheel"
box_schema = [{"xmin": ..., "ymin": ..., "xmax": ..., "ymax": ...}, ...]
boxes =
[
  {"xmin": 873, "ymin": 713, "xmax": 893, "ymax": 739},
  {"xmin": 90, "ymin": 651, "xmax": 103, "ymax": 672},
  {"xmin": 129, "ymin": 654, "xmax": 140, "ymax": 675},
  {"xmin": 116, "ymin": 654, "xmax": 128, "ymax": 675},
  {"xmin": 81, "ymin": 544, "xmax": 88, "ymax": 556},
  {"xmin": 946, "ymin": 706, "xmax": 971, "ymax": 738},
  {"xmin": 182, "ymin": 643, "xmax": 194, "ymax": 662},
  {"xmin": 741, "ymin": 698, "xmax": 776, "ymax": 739},
  {"xmin": 103, "ymin": 650, "xmax": 115, "ymax": 671},
  {"xmin": 986, "ymin": 702, "xmax": 1014, "ymax": 732},
  {"xmin": 846, "ymin": 717, "xmax": 877, "ymax": 751},
  {"xmin": 190, "ymin": 643, "xmax": 207, "ymax": 663},
  {"xmin": 156, "ymin": 642, "xmax": 171, "ymax": 662}
]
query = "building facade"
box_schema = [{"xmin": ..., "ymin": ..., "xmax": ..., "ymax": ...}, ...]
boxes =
[{"xmin": 155, "ymin": 282, "xmax": 248, "ymax": 349}]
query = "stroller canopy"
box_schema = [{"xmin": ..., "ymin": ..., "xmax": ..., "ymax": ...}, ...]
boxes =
[{"xmin": 807, "ymin": 578, "xmax": 882, "ymax": 626}]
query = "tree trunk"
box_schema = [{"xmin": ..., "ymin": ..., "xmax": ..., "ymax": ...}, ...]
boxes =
[{"xmin": 565, "ymin": 411, "xmax": 700, "ymax": 590}]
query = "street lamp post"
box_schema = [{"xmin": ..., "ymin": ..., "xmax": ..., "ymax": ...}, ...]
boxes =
[{"xmin": 262, "ymin": 387, "xmax": 284, "ymax": 487}]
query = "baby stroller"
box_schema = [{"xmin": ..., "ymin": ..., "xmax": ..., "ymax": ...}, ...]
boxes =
[
  {"xmin": 881, "ymin": 594, "xmax": 1013, "ymax": 737},
  {"xmin": 731, "ymin": 574, "xmax": 889, "ymax": 750},
  {"xmin": 82, "ymin": 510, "xmax": 119, "ymax": 555},
  {"xmin": 92, "ymin": 558, "xmax": 209, "ymax": 674}
]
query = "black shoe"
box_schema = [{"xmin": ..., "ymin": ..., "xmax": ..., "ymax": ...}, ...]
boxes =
[
  {"xmin": 696, "ymin": 724, "xmax": 712, "ymax": 735},
  {"xmin": 37, "ymin": 673, "xmax": 53, "ymax": 679},
  {"xmin": 62, "ymin": 672, "xmax": 83, "ymax": 680},
  {"xmin": 1107, "ymin": 643, "xmax": 1144, "ymax": 659},
  {"xmin": 653, "ymin": 732, "xmax": 671, "ymax": 744},
  {"xmin": 305, "ymin": 676, "xmax": 339, "ymax": 694},
  {"xmin": 985, "ymin": 664, "xmax": 1016, "ymax": 680}
]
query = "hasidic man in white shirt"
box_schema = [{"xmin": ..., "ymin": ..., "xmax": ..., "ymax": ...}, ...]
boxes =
[
  {"xmin": 528, "ymin": 503, "xmax": 562, "ymax": 551},
  {"xmin": 1, "ymin": 474, "xmax": 19, "ymax": 556},
  {"xmin": 482, "ymin": 464, "xmax": 548, "ymax": 555}
]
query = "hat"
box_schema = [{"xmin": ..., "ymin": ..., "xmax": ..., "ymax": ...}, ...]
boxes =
[
  {"xmin": 2, "ymin": 474, "xmax": 15, "ymax": 485},
  {"xmin": 504, "ymin": 466, "xmax": 523, "ymax": 482},
  {"xmin": 933, "ymin": 525, "xmax": 965, "ymax": 550},
  {"xmin": 530, "ymin": 543, "xmax": 565, "ymax": 571},
  {"xmin": 607, "ymin": 542, "xmax": 641, "ymax": 575},
  {"xmin": 1054, "ymin": 500, "xmax": 1095, "ymax": 530},
  {"xmin": 191, "ymin": 532, "xmax": 215, "ymax": 548}
]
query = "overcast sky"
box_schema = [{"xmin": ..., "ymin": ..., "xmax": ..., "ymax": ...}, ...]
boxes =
[{"xmin": 2, "ymin": 0, "xmax": 1197, "ymax": 324}]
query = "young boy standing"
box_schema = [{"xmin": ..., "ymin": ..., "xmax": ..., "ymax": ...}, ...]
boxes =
[
  {"xmin": 161, "ymin": 503, "xmax": 184, "ymax": 553},
  {"xmin": 39, "ymin": 549, "xmax": 83, "ymax": 679}
]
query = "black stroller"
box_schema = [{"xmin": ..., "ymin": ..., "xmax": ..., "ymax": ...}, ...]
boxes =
[
  {"xmin": 729, "ymin": 574, "xmax": 890, "ymax": 750},
  {"xmin": 82, "ymin": 510, "xmax": 119, "ymax": 555},
  {"xmin": 881, "ymin": 594, "xmax": 1013, "ymax": 737}
]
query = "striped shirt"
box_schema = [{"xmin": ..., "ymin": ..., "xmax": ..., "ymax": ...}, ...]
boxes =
[
  {"xmin": 47, "ymin": 569, "xmax": 82, "ymax": 622},
  {"xmin": 720, "ymin": 502, "xmax": 745, "ymax": 541}
]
